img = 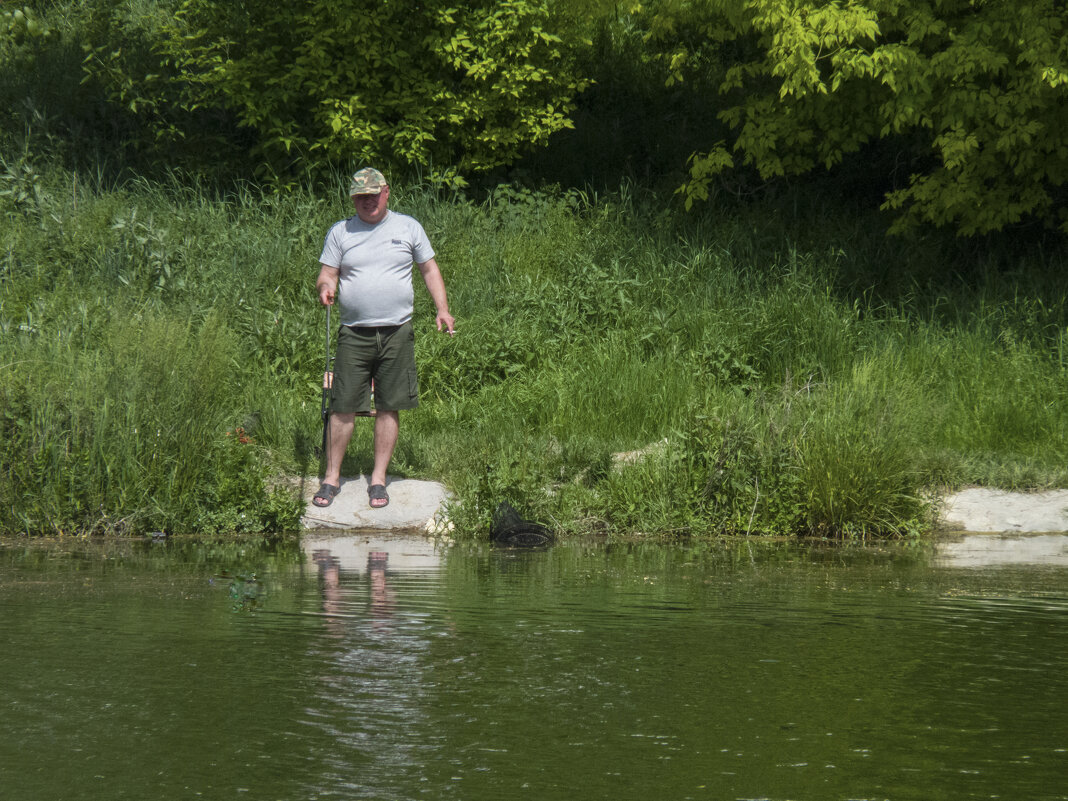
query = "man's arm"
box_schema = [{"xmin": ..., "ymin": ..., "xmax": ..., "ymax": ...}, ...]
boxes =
[
  {"xmin": 317, "ymin": 264, "xmax": 339, "ymax": 306},
  {"xmin": 417, "ymin": 258, "xmax": 455, "ymax": 334}
]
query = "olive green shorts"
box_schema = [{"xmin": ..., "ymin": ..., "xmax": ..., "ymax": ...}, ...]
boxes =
[{"xmin": 331, "ymin": 321, "xmax": 419, "ymax": 413}]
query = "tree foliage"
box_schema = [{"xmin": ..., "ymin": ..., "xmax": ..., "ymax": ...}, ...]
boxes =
[
  {"xmin": 2, "ymin": 5, "xmax": 54, "ymax": 44},
  {"xmin": 140, "ymin": 0, "xmax": 588, "ymax": 184},
  {"xmin": 645, "ymin": 0, "xmax": 1068, "ymax": 235}
]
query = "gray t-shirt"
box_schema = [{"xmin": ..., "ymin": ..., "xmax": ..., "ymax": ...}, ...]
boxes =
[{"xmin": 319, "ymin": 210, "xmax": 435, "ymax": 326}]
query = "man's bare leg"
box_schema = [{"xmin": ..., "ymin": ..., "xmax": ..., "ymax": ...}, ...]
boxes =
[
  {"xmin": 323, "ymin": 411, "xmax": 356, "ymax": 488},
  {"xmin": 371, "ymin": 410, "xmax": 399, "ymax": 488}
]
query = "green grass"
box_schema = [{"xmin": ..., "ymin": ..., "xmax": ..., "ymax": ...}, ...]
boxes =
[{"xmin": 1, "ymin": 158, "xmax": 1066, "ymax": 538}]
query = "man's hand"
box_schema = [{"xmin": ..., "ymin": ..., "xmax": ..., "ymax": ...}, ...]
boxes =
[
  {"xmin": 436, "ymin": 311, "xmax": 456, "ymax": 335},
  {"xmin": 316, "ymin": 264, "xmax": 339, "ymax": 306},
  {"xmin": 417, "ymin": 258, "xmax": 455, "ymax": 336}
]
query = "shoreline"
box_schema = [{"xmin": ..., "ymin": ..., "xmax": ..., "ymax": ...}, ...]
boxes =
[{"xmin": 300, "ymin": 476, "xmax": 1068, "ymax": 536}]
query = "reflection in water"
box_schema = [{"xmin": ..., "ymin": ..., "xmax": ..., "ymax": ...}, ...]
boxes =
[
  {"xmin": 289, "ymin": 539, "xmax": 1068, "ymax": 801},
  {"xmin": 303, "ymin": 537, "xmax": 440, "ymax": 800},
  {"xmin": 311, "ymin": 548, "xmax": 396, "ymax": 635},
  {"xmin": 935, "ymin": 532, "xmax": 1068, "ymax": 567},
  {"xmin": 0, "ymin": 538, "xmax": 1065, "ymax": 801}
]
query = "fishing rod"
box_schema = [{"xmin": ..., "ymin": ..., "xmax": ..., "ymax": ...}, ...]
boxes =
[{"xmin": 320, "ymin": 303, "xmax": 332, "ymax": 458}]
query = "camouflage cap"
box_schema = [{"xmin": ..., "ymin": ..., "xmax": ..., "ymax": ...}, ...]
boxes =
[{"xmin": 349, "ymin": 167, "xmax": 388, "ymax": 196}]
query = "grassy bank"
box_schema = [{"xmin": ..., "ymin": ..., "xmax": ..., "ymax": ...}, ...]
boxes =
[{"xmin": 1, "ymin": 161, "xmax": 1066, "ymax": 538}]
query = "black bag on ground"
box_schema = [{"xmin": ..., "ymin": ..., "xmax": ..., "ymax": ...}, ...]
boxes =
[{"xmin": 490, "ymin": 502, "xmax": 555, "ymax": 547}]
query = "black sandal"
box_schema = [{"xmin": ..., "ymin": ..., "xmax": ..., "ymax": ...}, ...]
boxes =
[
  {"xmin": 312, "ymin": 483, "xmax": 340, "ymax": 507},
  {"xmin": 368, "ymin": 484, "xmax": 389, "ymax": 509}
]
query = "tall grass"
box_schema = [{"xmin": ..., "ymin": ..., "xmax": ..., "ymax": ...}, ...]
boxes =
[
  {"xmin": 407, "ymin": 184, "xmax": 1068, "ymax": 539},
  {"xmin": 0, "ymin": 164, "xmax": 319, "ymax": 535},
  {"xmin": 2, "ymin": 158, "xmax": 1066, "ymax": 538}
]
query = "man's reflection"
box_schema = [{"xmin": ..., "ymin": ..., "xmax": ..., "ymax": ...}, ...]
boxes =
[
  {"xmin": 301, "ymin": 537, "xmax": 445, "ymax": 799},
  {"xmin": 367, "ymin": 550, "xmax": 395, "ymax": 632},
  {"xmin": 311, "ymin": 548, "xmax": 343, "ymax": 638},
  {"xmin": 312, "ymin": 547, "xmax": 395, "ymax": 636}
]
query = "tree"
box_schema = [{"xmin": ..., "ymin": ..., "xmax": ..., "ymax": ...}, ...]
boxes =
[
  {"xmin": 643, "ymin": 0, "xmax": 1068, "ymax": 235},
  {"xmin": 152, "ymin": 0, "xmax": 588, "ymax": 185}
]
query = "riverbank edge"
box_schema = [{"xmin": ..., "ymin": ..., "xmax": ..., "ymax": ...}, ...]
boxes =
[
  {"xmin": 297, "ymin": 475, "xmax": 1068, "ymax": 538},
  {"xmin": 2, "ymin": 482, "xmax": 1064, "ymax": 542}
]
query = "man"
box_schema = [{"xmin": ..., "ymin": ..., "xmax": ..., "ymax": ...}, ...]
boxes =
[{"xmin": 313, "ymin": 167, "xmax": 454, "ymax": 509}]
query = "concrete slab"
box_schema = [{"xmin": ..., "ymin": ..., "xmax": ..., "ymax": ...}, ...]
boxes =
[
  {"xmin": 939, "ymin": 488, "xmax": 1068, "ymax": 534},
  {"xmin": 300, "ymin": 475, "xmax": 450, "ymax": 532},
  {"xmin": 934, "ymin": 489, "xmax": 1068, "ymax": 568}
]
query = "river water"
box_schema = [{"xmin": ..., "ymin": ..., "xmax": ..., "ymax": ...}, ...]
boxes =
[{"xmin": 1, "ymin": 533, "xmax": 1065, "ymax": 801}]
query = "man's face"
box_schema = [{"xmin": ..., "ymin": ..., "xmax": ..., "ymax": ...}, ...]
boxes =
[{"xmin": 352, "ymin": 186, "xmax": 390, "ymax": 224}]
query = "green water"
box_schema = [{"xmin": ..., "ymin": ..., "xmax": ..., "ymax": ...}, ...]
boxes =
[{"xmin": 1, "ymin": 535, "xmax": 1065, "ymax": 801}]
